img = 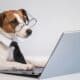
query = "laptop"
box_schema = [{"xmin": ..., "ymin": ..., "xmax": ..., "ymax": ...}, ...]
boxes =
[{"xmin": 0, "ymin": 31, "xmax": 80, "ymax": 79}]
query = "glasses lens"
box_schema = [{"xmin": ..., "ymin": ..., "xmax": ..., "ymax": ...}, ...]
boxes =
[{"xmin": 28, "ymin": 18, "xmax": 37, "ymax": 28}]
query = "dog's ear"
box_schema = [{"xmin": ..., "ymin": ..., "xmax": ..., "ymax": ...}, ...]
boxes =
[
  {"xmin": 0, "ymin": 13, "xmax": 6, "ymax": 27},
  {"xmin": 18, "ymin": 9, "xmax": 29, "ymax": 22}
]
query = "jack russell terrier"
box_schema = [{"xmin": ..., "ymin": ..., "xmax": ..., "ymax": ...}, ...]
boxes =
[{"xmin": 0, "ymin": 9, "xmax": 47, "ymax": 70}]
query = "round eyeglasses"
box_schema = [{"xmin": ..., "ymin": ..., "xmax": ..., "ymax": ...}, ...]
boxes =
[{"xmin": 15, "ymin": 13, "xmax": 37, "ymax": 32}]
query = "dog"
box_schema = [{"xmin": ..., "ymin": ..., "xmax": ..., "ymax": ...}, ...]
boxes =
[{"xmin": 0, "ymin": 9, "xmax": 34, "ymax": 70}]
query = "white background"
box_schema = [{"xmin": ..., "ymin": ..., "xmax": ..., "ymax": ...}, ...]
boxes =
[{"xmin": 0, "ymin": 0, "xmax": 80, "ymax": 80}]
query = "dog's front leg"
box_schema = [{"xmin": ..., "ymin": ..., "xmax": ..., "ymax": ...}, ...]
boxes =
[
  {"xmin": 0, "ymin": 60, "xmax": 34, "ymax": 70},
  {"xmin": 0, "ymin": 42, "xmax": 34, "ymax": 70}
]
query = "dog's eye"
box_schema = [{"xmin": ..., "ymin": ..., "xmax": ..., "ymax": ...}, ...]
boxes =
[{"xmin": 10, "ymin": 18, "xmax": 19, "ymax": 26}]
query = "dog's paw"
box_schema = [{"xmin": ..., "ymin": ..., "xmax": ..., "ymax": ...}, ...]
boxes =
[
  {"xmin": 16, "ymin": 63, "xmax": 34, "ymax": 70},
  {"xmin": 25, "ymin": 63, "xmax": 34, "ymax": 70}
]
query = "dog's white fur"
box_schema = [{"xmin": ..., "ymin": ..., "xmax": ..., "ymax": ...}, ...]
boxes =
[{"xmin": 0, "ymin": 12, "xmax": 47, "ymax": 70}]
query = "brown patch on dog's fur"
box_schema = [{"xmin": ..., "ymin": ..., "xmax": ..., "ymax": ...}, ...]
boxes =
[{"xmin": 2, "ymin": 11, "xmax": 17, "ymax": 33}]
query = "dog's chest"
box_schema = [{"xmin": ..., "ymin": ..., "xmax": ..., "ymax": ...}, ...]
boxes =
[
  {"xmin": 0, "ymin": 35, "xmax": 12, "ymax": 60},
  {"xmin": 0, "ymin": 43, "xmax": 9, "ymax": 60},
  {"xmin": 0, "ymin": 34, "xmax": 11, "ymax": 46}
]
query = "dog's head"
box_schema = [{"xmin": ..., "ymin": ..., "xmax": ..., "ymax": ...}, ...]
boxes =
[{"xmin": 0, "ymin": 9, "xmax": 32, "ymax": 39}]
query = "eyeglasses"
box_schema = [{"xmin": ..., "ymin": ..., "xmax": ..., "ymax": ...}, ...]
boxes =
[
  {"xmin": 15, "ymin": 17, "xmax": 37, "ymax": 32},
  {"xmin": 27, "ymin": 17, "xmax": 37, "ymax": 28},
  {"xmin": 27, "ymin": 12, "xmax": 37, "ymax": 28}
]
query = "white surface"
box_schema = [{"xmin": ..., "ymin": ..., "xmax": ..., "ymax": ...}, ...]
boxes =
[
  {"xmin": 44, "ymin": 73, "xmax": 80, "ymax": 80},
  {"xmin": 0, "ymin": 73, "xmax": 37, "ymax": 80},
  {"xmin": 0, "ymin": 73, "xmax": 80, "ymax": 80}
]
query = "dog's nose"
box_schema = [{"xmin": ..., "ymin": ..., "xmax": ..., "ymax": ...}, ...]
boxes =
[{"xmin": 26, "ymin": 29, "xmax": 32, "ymax": 35}]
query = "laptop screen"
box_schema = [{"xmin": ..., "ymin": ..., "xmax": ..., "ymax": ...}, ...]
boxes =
[{"xmin": 40, "ymin": 31, "xmax": 80, "ymax": 79}]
